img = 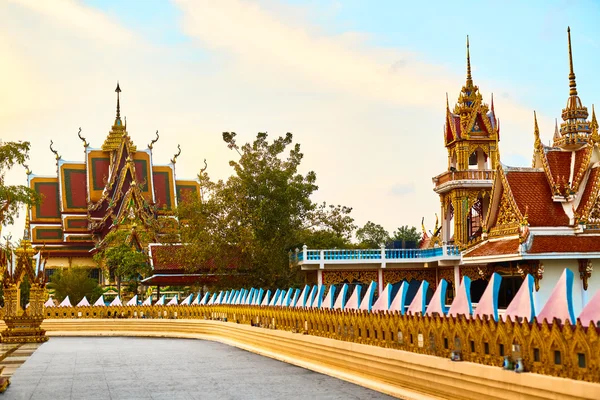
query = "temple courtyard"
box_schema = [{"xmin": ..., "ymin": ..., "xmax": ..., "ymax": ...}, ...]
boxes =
[{"xmin": 2, "ymin": 337, "xmax": 392, "ymax": 400}]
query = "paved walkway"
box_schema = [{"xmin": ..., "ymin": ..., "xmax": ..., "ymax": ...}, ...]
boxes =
[{"xmin": 3, "ymin": 337, "xmax": 395, "ymax": 399}]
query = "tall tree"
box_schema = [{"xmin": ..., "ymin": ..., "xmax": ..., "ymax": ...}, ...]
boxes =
[
  {"xmin": 175, "ymin": 132, "xmax": 355, "ymax": 289},
  {"xmin": 392, "ymin": 225, "xmax": 422, "ymax": 247},
  {"xmin": 356, "ymin": 221, "xmax": 390, "ymax": 248},
  {"xmin": 0, "ymin": 141, "xmax": 39, "ymax": 230}
]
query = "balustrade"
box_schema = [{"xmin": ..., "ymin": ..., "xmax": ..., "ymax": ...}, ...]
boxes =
[{"xmin": 36, "ymin": 304, "xmax": 600, "ymax": 383}]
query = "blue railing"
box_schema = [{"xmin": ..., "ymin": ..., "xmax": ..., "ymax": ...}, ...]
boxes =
[
  {"xmin": 323, "ymin": 249, "xmax": 381, "ymax": 260},
  {"xmin": 292, "ymin": 245, "xmax": 461, "ymax": 263}
]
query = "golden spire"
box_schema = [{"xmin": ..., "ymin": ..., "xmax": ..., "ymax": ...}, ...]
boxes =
[
  {"xmin": 115, "ymin": 82, "xmax": 122, "ymax": 120},
  {"xmin": 567, "ymin": 27, "xmax": 577, "ymax": 96},
  {"xmin": 592, "ymin": 105, "xmax": 598, "ymax": 129},
  {"xmin": 466, "ymin": 35, "xmax": 473, "ymax": 88},
  {"xmin": 445, "ymin": 92, "xmax": 449, "ymax": 110},
  {"xmin": 533, "ymin": 111, "xmax": 541, "ymax": 148},
  {"xmin": 554, "ymin": 118, "xmax": 560, "ymax": 141},
  {"xmin": 23, "ymin": 205, "xmax": 31, "ymax": 241}
]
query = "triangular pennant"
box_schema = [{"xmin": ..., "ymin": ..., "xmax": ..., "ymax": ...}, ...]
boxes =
[
  {"xmin": 333, "ymin": 284, "xmax": 348, "ymax": 310},
  {"xmin": 447, "ymin": 276, "xmax": 473, "ymax": 318},
  {"xmin": 578, "ymin": 289, "xmax": 600, "ymax": 327},
  {"xmin": 93, "ymin": 295, "xmax": 105, "ymax": 307},
  {"xmin": 425, "ymin": 279, "xmax": 448, "ymax": 316},
  {"xmin": 504, "ymin": 274, "xmax": 536, "ymax": 322},
  {"xmin": 126, "ymin": 295, "xmax": 138, "ymax": 306},
  {"xmin": 372, "ymin": 283, "xmax": 392, "ymax": 312},
  {"xmin": 59, "ymin": 296, "xmax": 72, "ymax": 307},
  {"xmin": 345, "ymin": 285, "xmax": 362, "ymax": 310},
  {"xmin": 537, "ymin": 269, "xmax": 575, "ymax": 324},
  {"xmin": 406, "ymin": 281, "xmax": 429, "ymax": 316},
  {"xmin": 76, "ymin": 296, "xmax": 90, "ymax": 307},
  {"xmin": 110, "ymin": 296, "xmax": 122, "ymax": 307},
  {"xmin": 390, "ymin": 282, "xmax": 409, "ymax": 314},
  {"xmin": 321, "ymin": 285, "xmax": 336, "ymax": 310},
  {"xmin": 359, "ymin": 281, "xmax": 378, "ymax": 312},
  {"xmin": 473, "ymin": 273, "xmax": 502, "ymax": 321}
]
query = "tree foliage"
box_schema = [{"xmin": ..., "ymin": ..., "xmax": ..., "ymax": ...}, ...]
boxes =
[
  {"xmin": 392, "ymin": 225, "xmax": 422, "ymax": 244},
  {"xmin": 92, "ymin": 230, "xmax": 151, "ymax": 296},
  {"xmin": 47, "ymin": 268, "xmax": 103, "ymax": 305},
  {"xmin": 176, "ymin": 132, "xmax": 355, "ymax": 289},
  {"xmin": 0, "ymin": 141, "xmax": 40, "ymax": 227},
  {"xmin": 356, "ymin": 221, "xmax": 390, "ymax": 248}
]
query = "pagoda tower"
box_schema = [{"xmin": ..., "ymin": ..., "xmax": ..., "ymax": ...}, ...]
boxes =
[{"xmin": 432, "ymin": 37, "xmax": 500, "ymax": 247}]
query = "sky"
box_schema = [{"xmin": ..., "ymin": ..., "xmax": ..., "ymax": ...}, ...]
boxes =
[{"xmin": 1, "ymin": 0, "xmax": 600, "ymax": 242}]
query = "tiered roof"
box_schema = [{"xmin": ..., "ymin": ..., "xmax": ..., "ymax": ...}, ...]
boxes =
[
  {"xmin": 28, "ymin": 84, "xmax": 201, "ymax": 257},
  {"xmin": 463, "ymin": 28, "xmax": 600, "ymax": 262}
]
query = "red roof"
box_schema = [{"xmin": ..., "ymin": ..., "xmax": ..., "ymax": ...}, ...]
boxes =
[
  {"xmin": 545, "ymin": 150, "xmax": 571, "ymax": 187},
  {"xmin": 505, "ymin": 171, "xmax": 569, "ymax": 227},
  {"xmin": 463, "ymin": 238, "xmax": 520, "ymax": 258},
  {"xmin": 529, "ymin": 235, "xmax": 600, "ymax": 253},
  {"xmin": 150, "ymin": 245, "xmax": 184, "ymax": 271}
]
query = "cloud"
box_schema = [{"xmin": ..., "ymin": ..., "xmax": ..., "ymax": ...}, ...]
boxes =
[
  {"xmin": 0, "ymin": 0, "xmax": 550, "ymax": 242},
  {"xmin": 389, "ymin": 183, "xmax": 415, "ymax": 196}
]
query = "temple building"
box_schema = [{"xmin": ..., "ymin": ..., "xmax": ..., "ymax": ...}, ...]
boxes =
[
  {"xmin": 297, "ymin": 28, "xmax": 600, "ymax": 317},
  {"xmin": 462, "ymin": 28, "xmax": 600, "ymax": 316},
  {"xmin": 28, "ymin": 84, "xmax": 201, "ymax": 286}
]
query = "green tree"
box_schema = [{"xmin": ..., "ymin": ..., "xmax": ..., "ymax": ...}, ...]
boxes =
[
  {"xmin": 175, "ymin": 132, "xmax": 355, "ymax": 290},
  {"xmin": 93, "ymin": 230, "xmax": 152, "ymax": 297},
  {"xmin": 47, "ymin": 268, "xmax": 103, "ymax": 305},
  {"xmin": 0, "ymin": 141, "xmax": 40, "ymax": 229},
  {"xmin": 356, "ymin": 221, "xmax": 390, "ymax": 248},
  {"xmin": 392, "ymin": 225, "xmax": 422, "ymax": 247}
]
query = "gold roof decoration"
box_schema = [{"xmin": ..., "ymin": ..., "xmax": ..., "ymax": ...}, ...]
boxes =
[
  {"xmin": 453, "ymin": 36, "xmax": 487, "ymax": 124},
  {"xmin": 102, "ymin": 82, "xmax": 136, "ymax": 152},
  {"xmin": 556, "ymin": 27, "xmax": 591, "ymax": 148}
]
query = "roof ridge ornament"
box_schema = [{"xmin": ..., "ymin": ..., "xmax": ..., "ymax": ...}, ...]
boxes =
[
  {"xmin": 115, "ymin": 82, "xmax": 121, "ymax": 120},
  {"xmin": 171, "ymin": 144, "xmax": 181, "ymax": 164},
  {"xmin": 77, "ymin": 127, "xmax": 89, "ymax": 148},
  {"xmin": 148, "ymin": 131, "xmax": 159, "ymax": 150}
]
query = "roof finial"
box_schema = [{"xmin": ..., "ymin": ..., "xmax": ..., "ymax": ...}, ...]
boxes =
[
  {"xmin": 491, "ymin": 93, "xmax": 495, "ymax": 113},
  {"xmin": 445, "ymin": 92, "xmax": 449, "ymax": 110},
  {"xmin": 533, "ymin": 111, "xmax": 541, "ymax": 148},
  {"xmin": 115, "ymin": 81, "xmax": 122, "ymax": 119},
  {"xmin": 23, "ymin": 205, "xmax": 31, "ymax": 241},
  {"xmin": 567, "ymin": 27, "xmax": 577, "ymax": 96},
  {"xmin": 592, "ymin": 105, "xmax": 598, "ymax": 129},
  {"xmin": 466, "ymin": 35, "xmax": 473, "ymax": 87},
  {"xmin": 554, "ymin": 118, "xmax": 560, "ymax": 141}
]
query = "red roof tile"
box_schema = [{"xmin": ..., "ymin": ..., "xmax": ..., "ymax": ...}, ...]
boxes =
[
  {"xmin": 529, "ymin": 235, "xmax": 600, "ymax": 253},
  {"xmin": 464, "ymin": 238, "xmax": 520, "ymax": 258},
  {"xmin": 545, "ymin": 150, "xmax": 572, "ymax": 187},
  {"xmin": 505, "ymin": 171, "xmax": 569, "ymax": 227}
]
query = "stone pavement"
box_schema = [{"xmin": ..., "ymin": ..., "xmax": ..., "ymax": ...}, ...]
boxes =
[{"xmin": 3, "ymin": 337, "xmax": 395, "ymax": 399}]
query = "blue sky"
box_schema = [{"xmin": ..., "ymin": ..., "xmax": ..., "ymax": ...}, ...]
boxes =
[{"xmin": 2, "ymin": 0, "xmax": 600, "ymax": 239}]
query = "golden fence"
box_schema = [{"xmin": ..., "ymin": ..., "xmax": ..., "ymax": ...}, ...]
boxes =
[{"xmin": 40, "ymin": 305, "xmax": 600, "ymax": 383}]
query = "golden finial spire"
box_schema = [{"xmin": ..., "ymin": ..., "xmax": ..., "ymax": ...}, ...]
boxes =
[
  {"xmin": 23, "ymin": 205, "xmax": 31, "ymax": 241},
  {"xmin": 466, "ymin": 35, "xmax": 473, "ymax": 87},
  {"xmin": 592, "ymin": 105, "xmax": 598, "ymax": 129},
  {"xmin": 445, "ymin": 92, "xmax": 449, "ymax": 110},
  {"xmin": 533, "ymin": 111, "xmax": 541, "ymax": 147},
  {"xmin": 567, "ymin": 27, "xmax": 577, "ymax": 96},
  {"xmin": 115, "ymin": 82, "xmax": 122, "ymax": 119},
  {"xmin": 554, "ymin": 118, "xmax": 560, "ymax": 141}
]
